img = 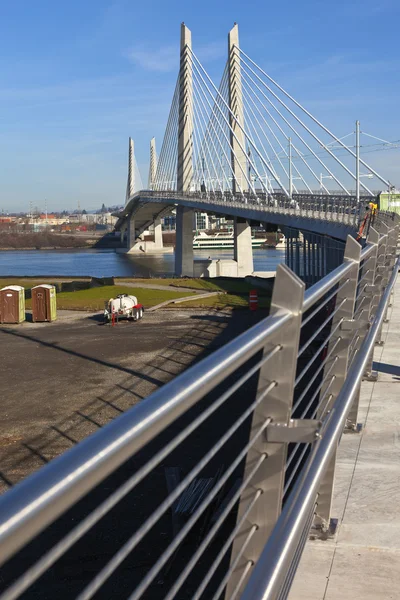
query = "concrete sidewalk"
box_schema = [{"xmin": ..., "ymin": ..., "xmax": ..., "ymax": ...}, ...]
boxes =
[{"xmin": 290, "ymin": 278, "xmax": 400, "ymax": 600}]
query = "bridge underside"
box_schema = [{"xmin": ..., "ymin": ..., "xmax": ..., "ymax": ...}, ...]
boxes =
[
  {"xmin": 114, "ymin": 193, "xmax": 356, "ymax": 280},
  {"xmin": 116, "ymin": 195, "xmax": 357, "ymax": 243}
]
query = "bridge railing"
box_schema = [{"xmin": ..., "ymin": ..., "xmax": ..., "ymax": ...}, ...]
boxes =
[
  {"xmin": 0, "ymin": 221, "xmax": 398, "ymax": 599},
  {"xmin": 127, "ymin": 190, "xmax": 396, "ymax": 230}
]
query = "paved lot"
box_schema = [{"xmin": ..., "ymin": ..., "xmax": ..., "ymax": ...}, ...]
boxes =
[
  {"xmin": 0, "ymin": 307, "xmax": 269, "ymax": 599},
  {"xmin": 0, "ymin": 308, "xmax": 265, "ymax": 492}
]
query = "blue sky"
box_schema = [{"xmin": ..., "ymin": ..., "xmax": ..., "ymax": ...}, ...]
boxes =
[{"xmin": 0, "ymin": 0, "xmax": 399, "ymax": 212}]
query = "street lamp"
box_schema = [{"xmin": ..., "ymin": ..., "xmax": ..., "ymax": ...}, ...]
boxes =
[{"xmin": 319, "ymin": 174, "xmax": 333, "ymax": 190}]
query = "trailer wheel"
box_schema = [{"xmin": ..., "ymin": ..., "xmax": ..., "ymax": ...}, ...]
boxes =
[
  {"xmin": 139, "ymin": 308, "xmax": 143, "ymax": 319},
  {"xmin": 132, "ymin": 309, "xmax": 138, "ymax": 321}
]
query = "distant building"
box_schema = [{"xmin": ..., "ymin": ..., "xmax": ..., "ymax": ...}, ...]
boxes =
[{"xmin": 162, "ymin": 211, "xmax": 233, "ymax": 232}]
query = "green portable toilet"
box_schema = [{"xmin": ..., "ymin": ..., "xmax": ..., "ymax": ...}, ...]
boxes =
[
  {"xmin": 31, "ymin": 284, "xmax": 57, "ymax": 322},
  {"xmin": 0, "ymin": 286, "xmax": 25, "ymax": 324}
]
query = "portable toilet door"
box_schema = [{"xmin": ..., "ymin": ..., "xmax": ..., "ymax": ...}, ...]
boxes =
[
  {"xmin": 0, "ymin": 286, "xmax": 25, "ymax": 324},
  {"xmin": 31, "ymin": 284, "xmax": 57, "ymax": 322}
]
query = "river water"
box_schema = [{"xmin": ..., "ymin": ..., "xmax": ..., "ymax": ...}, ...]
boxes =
[{"xmin": 0, "ymin": 248, "xmax": 285, "ymax": 278}]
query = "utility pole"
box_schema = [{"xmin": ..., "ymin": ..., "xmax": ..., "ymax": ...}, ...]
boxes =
[
  {"xmin": 356, "ymin": 120, "xmax": 360, "ymax": 203},
  {"xmin": 288, "ymin": 137, "xmax": 293, "ymax": 198},
  {"xmin": 45, "ymin": 199, "xmax": 48, "ymax": 228}
]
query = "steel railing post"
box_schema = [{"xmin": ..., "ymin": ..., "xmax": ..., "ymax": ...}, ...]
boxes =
[
  {"xmin": 347, "ymin": 227, "xmax": 379, "ymax": 424},
  {"xmin": 362, "ymin": 229, "xmax": 388, "ymax": 381},
  {"xmin": 225, "ymin": 264, "xmax": 304, "ymax": 599},
  {"xmin": 382, "ymin": 224, "xmax": 399, "ymax": 322},
  {"xmin": 374, "ymin": 223, "xmax": 390, "ymax": 346},
  {"xmin": 314, "ymin": 235, "xmax": 361, "ymax": 531}
]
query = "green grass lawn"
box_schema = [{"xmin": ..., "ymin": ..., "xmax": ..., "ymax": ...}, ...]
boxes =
[
  {"xmin": 179, "ymin": 293, "xmax": 271, "ymax": 310},
  {"xmin": 0, "ymin": 278, "xmax": 77, "ymax": 290},
  {"xmin": 1, "ymin": 277, "xmax": 272, "ymax": 312},
  {"xmin": 26, "ymin": 286, "xmax": 196, "ymax": 311},
  {"xmin": 117, "ymin": 277, "xmax": 271, "ymax": 294}
]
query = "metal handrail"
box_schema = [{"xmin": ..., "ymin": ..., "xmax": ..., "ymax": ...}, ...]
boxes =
[
  {"xmin": 0, "ymin": 223, "xmax": 398, "ymax": 599},
  {"xmin": 0, "ymin": 310, "xmax": 290, "ymax": 565},
  {"xmin": 242, "ymin": 253, "xmax": 400, "ymax": 600}
]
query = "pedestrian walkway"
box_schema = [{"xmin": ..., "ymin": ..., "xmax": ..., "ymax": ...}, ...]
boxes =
[
  {"xmin": 290, "ymin": 278, "xmax": 400, "ymax": 600},
  {"xmin": 118, "ymin": 281, "xmax": 205, "ymax": 293}
]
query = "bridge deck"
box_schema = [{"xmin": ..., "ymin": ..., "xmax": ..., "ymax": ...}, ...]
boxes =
[{"xmin": 290, "ymin": 277, "xmax": 400, "ymax": 599}]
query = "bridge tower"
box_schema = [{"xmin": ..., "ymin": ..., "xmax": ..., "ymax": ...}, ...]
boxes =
[
  {"xmin": 120, "ymin": 137, "xmax": 136, "ymax": 246},
  {"xmin": 125, "ymin": 137, "xmax": 135, "ymax": 203},
  {"xmin": 148, "ymin": 137, "xmax": 157, "ymax": 190},
  {"xmin": 175, "ymin": 23, "xmax": 195, "ymax": 276},
  {"xmin": 126, "ymin": 137, "xmax": 136, "ymax": 250},
  {"xmin": 228, "ymin": 24, "xmax": 254, "ymax": 276},
  {"xmin": 149, "ymin": 137, "xmax": 163, "ymax": 249}
]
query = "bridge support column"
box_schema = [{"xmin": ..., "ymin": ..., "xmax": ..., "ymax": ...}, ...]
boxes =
[
  {"xmin": 127, "ymin": 215, "xmax": 136, "ymax": 251},
  {"xmin": 154, "ymin": 218, "xmax": 163, "ymax": 249},
  {"xmin": 120, "ymin": 224, "xmax": 126, "ymax": 245},
  {"xmin": 175, "ymin": 206, "xmax": 194, "ymax": 276},
  {"xmin": 234, "ymin": 217, "xmax": 253, "ymax": 276}
]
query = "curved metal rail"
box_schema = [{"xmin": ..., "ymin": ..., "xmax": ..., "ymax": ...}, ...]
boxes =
[{"xmin": 0, "ymin": 218, "xmax": 398, "ymax": 600}]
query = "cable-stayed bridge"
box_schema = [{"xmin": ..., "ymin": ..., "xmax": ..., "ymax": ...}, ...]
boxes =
[
  {"xmin": 114, "ymin": 22, "xmax": 396, "ymax": 280},
  {"xmin": 1, "ymin": 22, "xmax": 400, "ymax": 600}
]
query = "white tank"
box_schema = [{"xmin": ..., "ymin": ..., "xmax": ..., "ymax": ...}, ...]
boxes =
[{"xmin": 109, "ymin": 294, "xmax": 138, "ymax": 313}]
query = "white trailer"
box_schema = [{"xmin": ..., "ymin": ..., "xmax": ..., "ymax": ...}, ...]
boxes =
[{"xmin": 104, "ymin": 294, "xmax": 144, "ymax": 323}]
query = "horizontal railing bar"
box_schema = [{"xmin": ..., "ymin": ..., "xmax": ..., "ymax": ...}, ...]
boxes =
[
  {"xmin": 359, "ymin": 243, "xmax": 375, "ymax": 262},
  {"xmin": 287, "ymin": 374, "xmax": 336, "ymax": 473},
  {"xmin": 124, "ymin": 447, "xmax": 269, "ymax": 600},
  {"xmin": 241, "ymin": 254, "xmax": 400, "ymax": 600},
  {"xmin": 302, "ymin": 372, "xmax": 336, "ymax": 421},
  {"xmin": 0, "ymin": 311, "xmax": 289, "ymax": 568},
  {"xmin": 191, "ymin": 495, "xmax": 260, "ymax": 600},
  {"xmin": 357, "ymin": 268, "xmax": 371, "ymax": 288},
  {"xmin": 295, "ymin": 319, "xmax": 342, "ymax": 387},
  {"xmin": 285, "ymin": 377, "xmax": 335, "ymax": 496},
  {"xmin": 277, "ymin": 502, "xmax": 316, "ymax": 600},
  {"xmin": 4, "ymin": 378, "xmax": 275, "ymax": 600},
  {"xmin": 164, "ymin": 483, "xmax": 263, "ymax": 599},
  {"xmin": 301, "ymin": 279, "xmax": 347, "ymax": 329},
  {"xmin": 298, "ymin": 302, "xmax": 344, "ymax": 359},
  {"xmin": 284, "ymin": 444, "xmax": 310, "ymax": 496},
  {"xmin": 302, "ymin": 262, "xmax": 351, "ymax": 313},
  {"xmin": 77, "ymin": 390, "xmax": 276, "ymax": 600},
  {"xmin": 292, "ymin": 338, "xmax": 340, "ymax": 421},
  {"xmin": 224, "ymin": 559, "xmax": 254, "ymax": 600},
  {"xmin": 0, "ymin": 344, "xmax": 282, "ymax": 600}
]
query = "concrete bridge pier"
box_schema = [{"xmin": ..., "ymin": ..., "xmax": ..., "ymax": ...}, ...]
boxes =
[
  {"xmin": 154, "ymin": 218, "xmax": 163, "ymax": 249},
  {"xmin": 234, "ymin": 217, "xmax": 254, "ymax": 276},
  {"xmin": 120, "ymin": 223, "xmax": 127, "ymax": 245},
  {"xmin": 127, "ymin": 215, "xmax": 136, "ymax": 252},
  {"xmin": 175, "ymin": 206, "xmax": 194, "ymax": 276}
]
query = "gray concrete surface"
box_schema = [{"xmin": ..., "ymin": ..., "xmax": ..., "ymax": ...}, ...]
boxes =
[
  {"xmin": 0, "ymin": 307, "xmax": 265, "ymax": 492},
  {"xmin": 290, "ymin": 277, "xmax": 400, "ymax": 600},
  {"xmin": 116, "ymin": 281, "xmax": 205, "ymax": 293}
]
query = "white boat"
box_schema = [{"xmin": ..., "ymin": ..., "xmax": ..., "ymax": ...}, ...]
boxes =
[{"xmin": 193, "ymin": 231, "xmax": 284, "ymax": 250}]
